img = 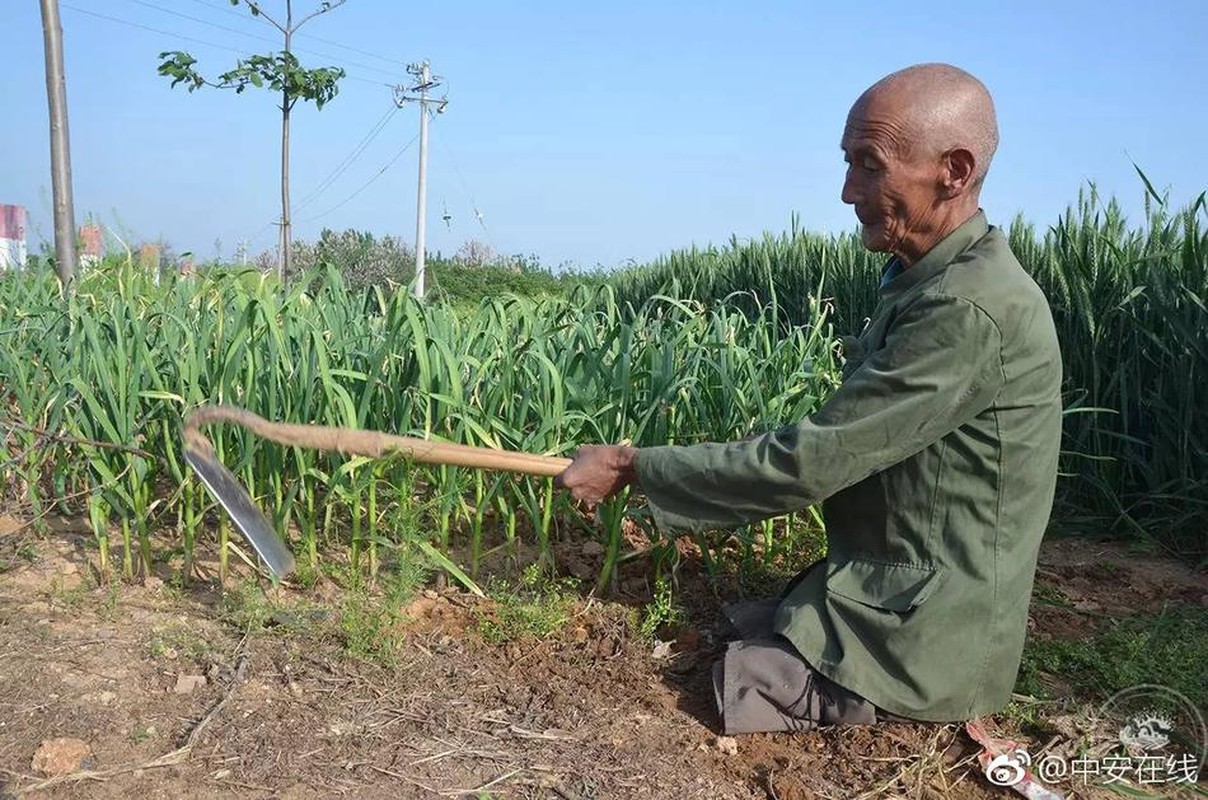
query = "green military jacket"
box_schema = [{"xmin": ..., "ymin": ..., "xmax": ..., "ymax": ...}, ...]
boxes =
[{"xmin": 635, "ymin": 211, "xmax": 1063, "ymax": 721}]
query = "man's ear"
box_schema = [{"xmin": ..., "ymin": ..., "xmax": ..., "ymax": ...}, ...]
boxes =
[{"xmin": 939, "ymin": 148, "xmax": 976, "ymax": 198}]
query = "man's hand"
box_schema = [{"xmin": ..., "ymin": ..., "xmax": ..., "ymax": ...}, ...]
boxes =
[{"xmin": 554, "ymin": 444, "xmax": 639, "ymax": 504}]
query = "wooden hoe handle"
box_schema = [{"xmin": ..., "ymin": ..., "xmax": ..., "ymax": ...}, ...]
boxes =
[{"xmin": 182, "ymin": 404, "xmax": 573, "ymax": 477}]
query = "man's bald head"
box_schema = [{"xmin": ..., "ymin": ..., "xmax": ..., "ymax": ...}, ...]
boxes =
[
  {"xmin": 852, "ymin": 63, "xmax": 999, "ymax": 188},
  {"xmin": 840, "ymin": 63, "xmax": 999, "ymax": 263}
]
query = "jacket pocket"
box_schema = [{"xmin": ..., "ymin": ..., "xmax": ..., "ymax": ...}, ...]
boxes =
[{"xmin": 825, "ymin": 558, "xmax": 943, "ymax": 613}]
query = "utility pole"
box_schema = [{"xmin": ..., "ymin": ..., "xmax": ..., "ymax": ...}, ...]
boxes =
[
  {"xmin": 39, "ymin": 0, "xmax": 77, "ymax": 289},
  {"xmin": 393, "ymin": 61, "xmax": 447, "ymax": 299}
]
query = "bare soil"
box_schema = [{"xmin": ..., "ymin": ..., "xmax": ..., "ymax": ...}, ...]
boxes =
[{"xmin": 0, "ymin": 517, "xmax": 1204, "ymax": 800}]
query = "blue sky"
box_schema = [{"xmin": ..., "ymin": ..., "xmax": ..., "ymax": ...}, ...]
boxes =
[{"xmin": 3, "ymin": 1, "xmax": 1207, "ymax": 270}]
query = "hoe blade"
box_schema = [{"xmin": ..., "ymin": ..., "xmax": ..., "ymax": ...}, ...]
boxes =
[{"xmin": 183, "ymin": 440, "xmax": 296, "ymax": 579}]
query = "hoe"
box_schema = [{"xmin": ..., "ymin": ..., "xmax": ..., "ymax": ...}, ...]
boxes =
[{"xmin": 182, "ymin": 404, "xmax": 572, "ymax": 579}]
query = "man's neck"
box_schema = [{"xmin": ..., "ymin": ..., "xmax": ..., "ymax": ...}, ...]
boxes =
[{"xmin": 894, "ymin": 203, "xmax": 980, "ymax": 268}]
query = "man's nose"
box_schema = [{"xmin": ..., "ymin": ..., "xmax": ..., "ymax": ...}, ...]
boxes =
[{"xmin": 841, "ymin": 168, "xmax": 859, "ymax": 205}]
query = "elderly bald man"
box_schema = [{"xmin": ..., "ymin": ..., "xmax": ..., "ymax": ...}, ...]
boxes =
[{"xmin": 556, "ymin": 63, "xmax": 1062, "ymax": 733}]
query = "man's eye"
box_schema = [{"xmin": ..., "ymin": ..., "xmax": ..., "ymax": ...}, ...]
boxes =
[{"xmin": 862, "ymin": 157, "xmax": 881, "ymax": 171}]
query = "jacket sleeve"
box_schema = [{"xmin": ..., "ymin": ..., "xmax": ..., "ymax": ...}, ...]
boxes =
[{"xmin": 634, "ymin": 293, "xmax": 1005, "ymax": 533}]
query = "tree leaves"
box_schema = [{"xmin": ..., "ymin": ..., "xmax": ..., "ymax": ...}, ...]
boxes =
[
  {"xmin": 156, "ymin": 1, "xmax": 346, "ymax": 109},
  {"xmin": 159, "ymin": 49, "xmax": 345, "ymax": 110},
  {"xmin": 156, "ymin": 51, "xmax": 205, "ymax": 92}
]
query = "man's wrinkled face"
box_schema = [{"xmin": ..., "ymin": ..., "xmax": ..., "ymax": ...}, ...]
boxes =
[{"xmin": 840, "ymin": 98, "xmax": 941, "ymax": 258}]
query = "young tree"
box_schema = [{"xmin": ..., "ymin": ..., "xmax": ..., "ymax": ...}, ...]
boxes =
[
  {"xmin": 454, "ymin": 238, "xmax": 498, "ymax": 268},
  {"xmin": 157, "ymin": 0, "xmax": 347, "ymax": 280}
]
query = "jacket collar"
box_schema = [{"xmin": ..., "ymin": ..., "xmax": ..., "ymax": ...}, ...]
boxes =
[{"xmin": 878, "ymin": 210, "xmax": 990, "ymax": 299}]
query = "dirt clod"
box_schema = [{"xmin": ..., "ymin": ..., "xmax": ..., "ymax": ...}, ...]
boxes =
[
  {"xmin": 716, "ymin": 735, "xmax": 739, "ymax": 755},
  {"xmin": 31, "ymin": 737, "xmax": 93, "ymax": 777},
  {"xmin": 173, "ymin": 673, "xmax": 207, "ymax": 694}
]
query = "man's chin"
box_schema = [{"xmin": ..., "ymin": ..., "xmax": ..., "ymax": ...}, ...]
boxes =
[{"xmin": 859, "ymin": 225, "xmax": 891, "ymax": 252}]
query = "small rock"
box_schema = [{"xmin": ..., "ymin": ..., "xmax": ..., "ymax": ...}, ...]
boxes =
[
  {"xmin": 651, "ymin": 640, "xmax": 673, "ymax": 660},
  {"xmin": 715, "ymin": 735, "xmax": 738, "ymax": 756},
  {"xmin": 61, "ymin": 562, "xmax": 78, "ymax": 576},
  {"xmin": 98, "ymin": 691, "xmax": 117, "ymax": 706},
  {"xmin": 213, "ymin": 768, "xmax": 232, "ymax": 780},
  {"xmin": 422, "ymin": 589, "xmax": 439, "ymax": 599},
  {"xmin": 31, "ymin": 737, "xmax": 93, "ymax": 776},
  {"xmin": 174, "ymin": 674, "xmax": 207, "ymax": 695},
  {"xmin": 572, "ymin": 626, "xmax": 589, "ymax": 643},
  {"xmin": 268, "ymin": 609, "xmax": 302, "ymax": 629},
  {"xmin": 143, "ymin": 576, "xmax": 164, "ymax": 591}
]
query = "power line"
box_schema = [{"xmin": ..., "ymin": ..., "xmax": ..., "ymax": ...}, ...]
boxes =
[
  {"xmin": 235, "ymin": 219, "xmax": 279, "ymax": 253},
  {"xmin": 124, "ymin": 0, "xmax": 405, "ymax": 79},
  {"xmin": 59, "ymin": 4, "xmax": 389, "ymax": 87},
  {"xmin": 300, "ymin": 133, "xmax": 420, "ymax": 223},
  {"xmin": 294, "ymin": 31, "xmax": 410, "ymax": 70},
  {"xmin": 185, "ymin": 0, "xmax": 410, "ymax": 69},
  {"xmin": 429, "ymin": 124, "xmax": 502, "ymax": 254},
  {"xmin": 124, "ymin": 0, "xmax": 278, "ymax": 47},
  {"xmin": 185, "ymin": 0, "xmax": 275, "ymax": 25},
  {"xmin": 62, "ymin": 4, "xmax": 249, "ymax": 57},
  {"xmin": 292, "ymin": 105, "xmax": 399, "ymax": 212},
  {"xmin": 221, "ymin": 106, "xmax": 402, "ymax": 234}
]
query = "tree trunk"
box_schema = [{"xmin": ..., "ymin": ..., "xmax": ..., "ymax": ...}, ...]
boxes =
[
  {"xmin": 278, "ymin": 1, "xmax": 293, "ymax": 282},
  {"xmin": 39, "ymin": 0, "xmax": 77, "ymax": 289},
  {"xmin": 280, "ymin": 88, "xmax": 291, "ymax": 282}
]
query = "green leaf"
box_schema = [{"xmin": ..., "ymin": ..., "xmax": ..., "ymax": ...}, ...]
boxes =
[
  {"xmin": 139, "ymin": 390, "xmax": 187, "ymax": 404},
  {"xmin": 416, "ymin": 541, "xmax": 484, "ymax": 597}
]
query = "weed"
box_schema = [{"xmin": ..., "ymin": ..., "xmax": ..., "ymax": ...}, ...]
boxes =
[
  {"xmin": 218, "ymin": 580, "xmax": 277, "ymax": 631},
  {"xmin": 290, "ymin": 561, "xmax": 322, "ymax": 590},
  {"xmin": 337, "ymin": 557, "xmax": 429, "ymax": 666},
  {"xmin": 1031, "ymin": 582, "xmax": 1074, "ymax": 609},
  {"xmin": 339, "ymin": 592, "xmax": 405, "ymax": 666},
  {"xmin": 476, "ymin": 565, "xmax": 578, "ymax": 645},
  {"xmin": 636, "ymin": 574, "xmax": 684, "ymax": 642},
  {"xmin": 998, "ymin": 697, "xmax": 1060, "ymax": 740},
  {"xmin": 45, "ymin": 576, "xmax": 88, "ymax": 611},
  {"xmin": 160, "ymin": 571, "xmax": 188, "ymax": 602},
  {"xmin": 1016, "ymin": 603, "xmax": 1208, "ymax": 709},
  {"xmin": 147, "ymin": 625, "xmax": 212, "ymax": 662},
  {"xmin": 96, "ymin": 579, "xmax": 121, "ymax": 620}
]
